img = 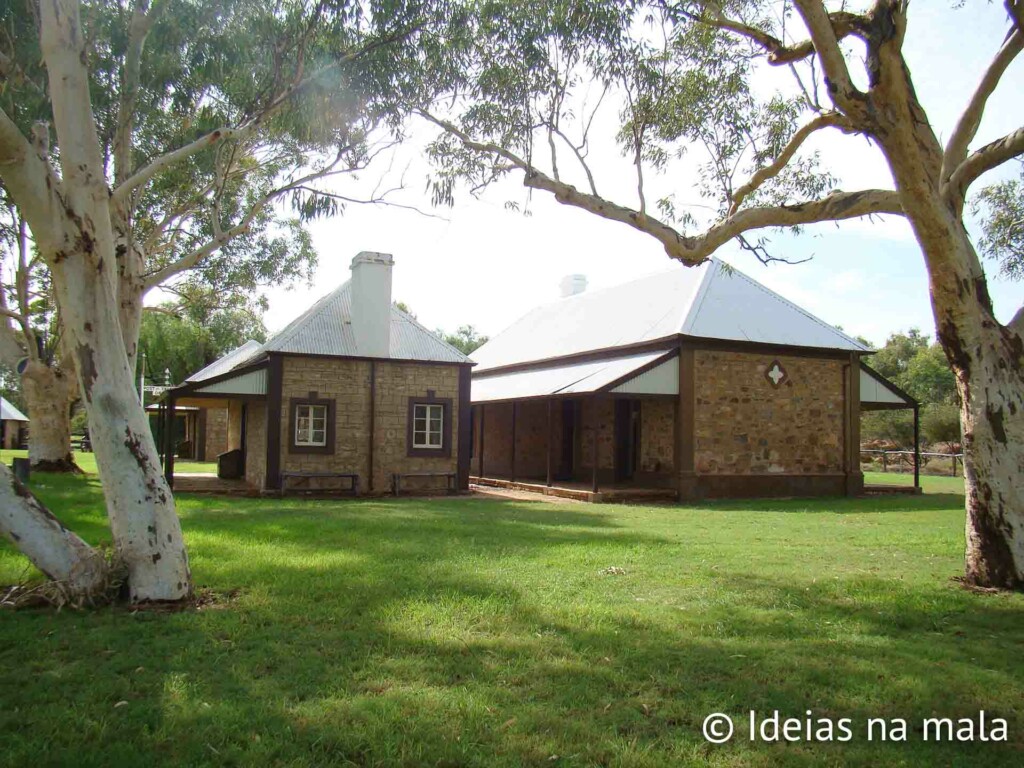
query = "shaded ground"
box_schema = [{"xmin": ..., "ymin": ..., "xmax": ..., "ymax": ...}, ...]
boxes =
[{"xmin": 0, "ymin": 470, "xmax": 1020, "ymax": 767}]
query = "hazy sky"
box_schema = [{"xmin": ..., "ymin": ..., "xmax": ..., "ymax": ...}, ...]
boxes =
[{"xmin": 257, "ymin": 3, "xmax": 1023, "ymax": 350}]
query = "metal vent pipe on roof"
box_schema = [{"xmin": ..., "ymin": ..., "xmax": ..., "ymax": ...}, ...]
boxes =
[{"xmin": 559, "ymin": 274, "xmax": 588, "ymax": 298}]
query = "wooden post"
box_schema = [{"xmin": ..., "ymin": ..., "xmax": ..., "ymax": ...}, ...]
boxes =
[
  {"xmin": 591, "ymin": 398, "xmax": 599, "ymax": 494},
  {"xmin": 676, "ymin": 345, "xmax": 696, "ymax": 500},
  {"xmin": 478, "ymin": 404, "xmax": 486, "ymax": 479},
  {"xmin": 510, "ymin": 401, "xmax": 517, "ymax": 482},
  {"xmin": 913, "ymin": 405, "xmax": 920, "ymax": 490},
  {"xmin": 882, "ymin": 451, "xmax": 887, "ymax": 472},
  {"xmin": 546, "ymin": 399, "xmax": 553, "ymax": 487},
  {"xmin": 368, "ymin": 361, "xmax": 376, "ymax": 492},
  {"xmin": 163, "ymin": 396, "xmax": 176, "ymax": 488}
]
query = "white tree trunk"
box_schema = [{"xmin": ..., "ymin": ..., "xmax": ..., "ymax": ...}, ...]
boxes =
[
  {"xmin": 38, "ymin": 0, "xmax": 191, "ymax": 602},
  {"xmin": 22, "ymin": 360, "xmax": 79, "ymax": 472},
  {"xmin": 0, "ymin": 462, "xmax": 106, "ymax": 595},
  {"xmin": 874, "ymin": 68, "xmax": 1024, "ymax": 588}
]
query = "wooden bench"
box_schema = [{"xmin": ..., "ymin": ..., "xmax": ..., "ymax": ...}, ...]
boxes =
[
  {"xmin": 391, "ymin": 471, "xmax": 457, "ymax": 496},
  {"xmin": 280, "ymin": 471, "xmax": 359, "ymax": 496}
]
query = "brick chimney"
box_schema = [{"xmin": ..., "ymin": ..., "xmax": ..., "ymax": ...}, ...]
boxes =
[{"xmin": 350, "ymin": 251, "xmax": 394, "ymax": 358}]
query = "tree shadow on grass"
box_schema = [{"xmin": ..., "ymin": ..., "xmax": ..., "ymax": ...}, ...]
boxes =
[
  {"xmin": 699, "ymin": 493, "xmax": 965, "ymax": 515},
  {"xmin": 3, "ymin": 481, "xmax": 1019, "ymax": 767}
]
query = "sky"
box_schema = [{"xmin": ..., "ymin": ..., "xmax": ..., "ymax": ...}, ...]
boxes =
[{"xmin": 254, "ymin": 2, "xmax": 1024, "ymax": 350}]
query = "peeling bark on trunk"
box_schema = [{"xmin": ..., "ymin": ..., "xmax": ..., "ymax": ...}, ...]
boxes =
[
  {"xmin": 870, "ymin": 25, "xmax": 1024, "ymax": 588},
  {"xmin": 0, "ymin": 462, "xmax": 106, "ymax": 595},
  {"xmin": 38, "ymin": 0, "xmax": 192, "ymax": 602},
  {"xmin": 22, "ymin": 360, "xmax": 80, "ymax": 472}
]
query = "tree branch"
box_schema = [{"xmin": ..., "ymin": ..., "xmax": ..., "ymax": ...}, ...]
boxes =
[
  {"xmin": 0, "ymin": 108, "xmax": 66, "ymax": 253},
  {"xmin": 111, "ymin": 22, "xmax": 420, "ymax": 205},
  {"xmin": 942, "ymin": 27, "xmax": 1023, "ymax": 184},
  {"xmin": 729, "ymin": 112, "xmax": 854, "ymax": 214},
  {"xmin": 792, "ymin": 0, "xmax": 863, "ymax": 109},
  {"xmin": 946, "ymin": 126, "xmax": 1024, "ymax": 200},
  {"xmin": 681, "ymin": 4, "xmax": 865, "ymax": 66}
]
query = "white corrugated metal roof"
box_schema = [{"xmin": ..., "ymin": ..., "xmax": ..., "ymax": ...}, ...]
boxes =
[
  {"xmin": 253, "ymin": 281, "xmax": 469, "ymax": 363},
  {"xmin": 473, "ymin": 350, "xmax": 667, "ymax": 403},
  {"xmin": 471, "ymin": 258, "xmax": 868, "ymax": 372},
  {"xmin": 186, "ymin": 340, "xmax": 264, "ymax": 382},
  {"xmin": 0, "ymin": 397, "xmax": 28, "ymax": 421}
]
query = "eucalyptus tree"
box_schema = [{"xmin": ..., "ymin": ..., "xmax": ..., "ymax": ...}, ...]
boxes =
[
  {"xmin": 421, "ymin": 0, "xmax": 1024, "ymax": 589},
  {"xmin": 0, "ymin": 197, "xmax": 83, "ymax": 471},
  {"xmin": 0, "ymin": 0, "xmax": 430, "ymax": 602}
]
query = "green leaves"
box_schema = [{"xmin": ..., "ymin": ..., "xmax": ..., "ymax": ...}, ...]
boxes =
[{"xmin": 973, "ymin": 161, "xmax": 1024, "ymax": 281}]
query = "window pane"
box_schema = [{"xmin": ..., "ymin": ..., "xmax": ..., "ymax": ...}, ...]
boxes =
[
  {"xmin": 414, "ymin": 430, "xmax": 426, "ymax": 445},
  {"xmin": 297, "ymin": 429, "xmax": 309, "ymax": 443},
  {"xmin": 312, "ymin": 429, "xmax": 325, "ymax": 445},
  {"xmin": 428, "ymin": 432, "xmax": 441, "ymax": 446}
]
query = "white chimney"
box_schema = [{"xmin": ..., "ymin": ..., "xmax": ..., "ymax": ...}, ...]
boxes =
[
  {"xmin": 350, "ymin": 251, "xmax": 394, "ymax": 358},
  {"xmin": 559, "ymin": 274, "xmax": 588, "ymax": 298}
]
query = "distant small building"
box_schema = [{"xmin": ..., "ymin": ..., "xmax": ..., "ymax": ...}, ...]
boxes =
[
  {"xmin": 162, "ymin": 252, "xmax": 473, "ymax": 494},
  {"xmin": 0, "ymin": 398, "xmax": 28, "ymax": 450},
  {"xmin": 469, "ymin": 258, "xmax": 917, "ymax": 501}
]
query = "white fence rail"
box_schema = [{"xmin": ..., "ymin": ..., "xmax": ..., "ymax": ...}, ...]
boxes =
[{"xmin": 860, "ymin": 449, "xmax": 964, "ymax": 477}]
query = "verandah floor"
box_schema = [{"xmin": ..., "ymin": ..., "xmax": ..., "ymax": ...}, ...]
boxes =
[{"xmin": 470, "ymin": 475, "xmax": 678, "ymax": 504}]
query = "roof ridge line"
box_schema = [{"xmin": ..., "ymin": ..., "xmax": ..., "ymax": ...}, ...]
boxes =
[
  {"xmin": 390, "ymin": 303, "xmax": 471, "ymax": 362},
  {"xmin": 724, "ymin": 261, "xmax": 869, "ymax": 350}
]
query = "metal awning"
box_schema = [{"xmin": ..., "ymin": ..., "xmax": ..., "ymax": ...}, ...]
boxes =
[{"xmin": 472, "ymin": 350, "xmax": 676, "ymax": 403}]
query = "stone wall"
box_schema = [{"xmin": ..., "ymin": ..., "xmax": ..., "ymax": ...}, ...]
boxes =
[
  {"xmin": 694, "ymin": 350, "xmax": 845, "ymax": 475},
  {"xmin": 280, "ymin": 356, "xmax": 372, "ymax": 484},
  {"xmin": 639, "ymin": 398, "xmax": 675, "ymax": 475},
  {"xmin": 372, "ymin": 361, "xmax": 460, "ymax": 492},
  {"xmin": 273, "ymin": 355, "xmax": 462, "ymax": 493},
  {"xmin": 578, "ymin": 398, "xmax": 615, "ymax": 478},
  {"xmin": 245, "ymin": 403, "xmax": 266, "ymax": 487},
  {"xmin": 203, "ymin": 407, "xmax": 228, "ymax": 461}
]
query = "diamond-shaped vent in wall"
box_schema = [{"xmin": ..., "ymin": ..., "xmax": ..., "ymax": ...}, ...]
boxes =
[{"xmin": 765, "ymin": 360, "xmax": 788, "ymax": 388}]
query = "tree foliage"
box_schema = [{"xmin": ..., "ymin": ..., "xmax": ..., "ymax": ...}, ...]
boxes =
[
  {"xmin": 139, "ymin": 285, "xmax": 267, "ymax": 387},
  {"xmin": 974, "ymin": 160, "xmax": 1024, "ymax": 281}
]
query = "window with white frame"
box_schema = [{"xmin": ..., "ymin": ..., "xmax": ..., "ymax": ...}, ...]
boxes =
[
  {"xmin": 294, "ymin": 403, "xmax": 328, "ymax": 447},
  {"xmin": 412, "ymin": 403, "xmax": 444, "ymax": 449}
]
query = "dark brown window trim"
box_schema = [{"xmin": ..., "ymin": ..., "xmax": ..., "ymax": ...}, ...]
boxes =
[
  {"xmin": 407, "ymin": 394, "xmax": 452, "ymax": 458},
  {"xmin": 288, "ymin": 391, "xmax": 336, "ymax": 455}
]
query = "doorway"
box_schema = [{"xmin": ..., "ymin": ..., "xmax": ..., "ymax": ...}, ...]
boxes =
[
  {"xmin": 614, "ymin": 399, "xmax": 641, "ymax": 483},
  {"xmin": 557, "ymin": 399, "xmax": 577, "ymax": 481}
]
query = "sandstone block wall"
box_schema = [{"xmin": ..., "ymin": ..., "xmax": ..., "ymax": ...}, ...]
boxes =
[
  {"xmin": 372, "ymin": 361, "xmax": 460, "ymax": 492},
  {"xmin": 694, "ymin": 350, "xmax": 845, "ymax": 475},
  {"xmin": 203, "ymin": 407, "xmax": 228, "ymax": 461},
  {"xmin": 639, "ymin": 398, "xmax": 675, "ymax": 475},
  {"xmin": 266, "ymin": 355, "xmax": 461, "ymax": 493},
  {"xmin": 245, "ymin": 403, "xmax": 267, "ymax": 487}
]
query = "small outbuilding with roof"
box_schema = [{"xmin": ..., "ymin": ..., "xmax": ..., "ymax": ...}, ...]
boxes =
[{"xmin": 162, "ymin": 252, "xmax": 473, "ymax": 495}]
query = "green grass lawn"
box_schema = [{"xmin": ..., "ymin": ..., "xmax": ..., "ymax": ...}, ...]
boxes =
[
  {"xmin": 0, "ymin": 449, "xmax": 217, "ymax": 476},
  {"xmin": 1, "ymin": 471, "xmax": 1021, "ymax": 767}
]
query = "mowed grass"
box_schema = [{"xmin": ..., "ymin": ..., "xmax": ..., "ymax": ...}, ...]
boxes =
[
  {"xmin": 1, "ymin": 471, "xmax": 1021, "ymax": 767},
  {"xmin": 0, "ymin": 449, "xmax": 217, "ymax": 476}
]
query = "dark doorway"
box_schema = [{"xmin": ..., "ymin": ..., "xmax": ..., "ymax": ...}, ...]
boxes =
[
  {"xmin": 614, "ymin": 399, "xmax": 641, "ymax": 483},
  {"xmin": 557, "ymin": 399, "xmax": 577, "ymax": 480}
]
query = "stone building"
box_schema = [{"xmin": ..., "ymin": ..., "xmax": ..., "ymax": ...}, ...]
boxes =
[
  {"xmin": 470, "ymin": 259, "xmax": 916, "ymax": 501},
  {"xmin": 162, "ymin": 252, "xmax": 472, "ymax": 494}
]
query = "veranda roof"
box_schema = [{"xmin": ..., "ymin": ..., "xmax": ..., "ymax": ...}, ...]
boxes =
[{"xmin": 472, "ymin": 350, "xmax": 675, "ymax": 403}]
